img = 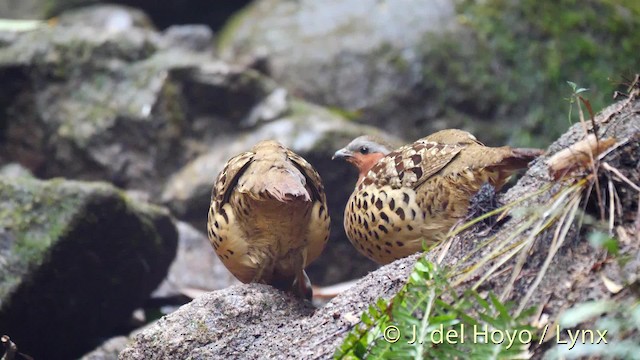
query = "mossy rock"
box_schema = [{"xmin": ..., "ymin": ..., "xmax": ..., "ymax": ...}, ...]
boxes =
[
  {"xmin": 0, "ymin": 18, "xmax": 288, "ymax": 198},
  {"xmin": 0, "ymin": 0, "xmax": 94, "ymax": 20},
  {"xmin": 0, "ymin": 176, "xmax": 177, "ymax": 359}
]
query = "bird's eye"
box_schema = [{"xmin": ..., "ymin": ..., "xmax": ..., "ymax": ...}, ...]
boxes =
[{"xmin": 359, "ymin": 146, "xmax": 369, "ymax": 154}]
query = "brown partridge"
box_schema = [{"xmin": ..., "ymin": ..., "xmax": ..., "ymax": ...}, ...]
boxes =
[
  {"xmin": 207, "ymin": 140, "xmax": 330, "ymax": 299},
  {"xmin": 333, "ymin": 129, "xmax": 543, "ymax": 264}
]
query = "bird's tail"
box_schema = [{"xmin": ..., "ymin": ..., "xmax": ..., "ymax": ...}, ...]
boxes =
[
  {"xmin": 265, "ymin": 169, "xmax": 311, "ymax": 202},
  {"xmin": 239, "ymin": 167, "xmax": 311, "ymax": 202},
  {"xmin": 495, "ymin": 147, "xmax": 545, "ymax": 170}
]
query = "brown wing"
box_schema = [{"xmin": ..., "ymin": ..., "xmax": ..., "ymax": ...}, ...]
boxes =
[
  {"xmin": 211, "ymin": 151, "xmax": 254, "ymax": 210},
  {"xmin": 423, "ymin": 129, "xmax": 484, "ymax": 145},
  {"xmin": 360, "ymin": 138, "xmax": 465, "ymax": 190},
  {"xmin": 285, "ymin": 148, "xmax": 330, "ymax": 266},
  {"xmin": 207, "ymin": 151, "xmax": 256, "ymax": 283},
  {"xmin": 423, "ymin": 129, "xmax": 542, "ymax": 175},
  {"xmin": 286, "ymin": 149, "xmax": 325, "ymax": 202}
]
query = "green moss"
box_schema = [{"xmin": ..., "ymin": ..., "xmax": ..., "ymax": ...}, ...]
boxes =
[
  {"xmin": 196, "ymin": 319, "xmax": 209, "ymax": 335},
  {"xmin": 1, "ymin": 179, "xmax": 80, "ymax": 267},
  {"xmin": 216, "ymin": 1, "xmax": 256, "ymax": 53},
  {"xmin": 0, "ymin": 178, "xmax": 125, "ymax": 296},
  {"xmin": 0, "ymin": 180, "xmax": 68, "ymax": 296},
  {"xmin": 325, "ymin": 106, "xmax": 361, "ymax": 121},
  {"xmin": 44, "ymin": 0, "xmax": 98, "ymax": 18},
  {"xmin": 288, "ymin": 99, "xmax": 315, "ymax": 116},
  {"xmin": 438, "ymin": 0, "xmax": 640, "ymax": 147},
  {"xmin": 288, "ymin": 98, "xmax": 329, "ymax": 118}
]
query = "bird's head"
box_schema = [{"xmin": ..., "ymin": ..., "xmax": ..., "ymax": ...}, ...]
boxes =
[{"xmin": 332, "ymin": 135, "xmax": 393, "ymax": 183}]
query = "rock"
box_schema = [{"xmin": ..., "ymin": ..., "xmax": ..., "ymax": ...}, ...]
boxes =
[
  {"xmin": 55, "ymin": 4, "xmax": 155, "ymax": 31},
  {"xmin": 101, "ymin": 0, "xmax": 253, "ymax": 30},
  {"xmin": 0, "ymin": 177, "xmax": 178, "ymax": 359},
  {"xmin": 0, "ymin": 163, "xmax": 33, "ymax": 178},
  {"xmin": 240, "ymin": 87, "xmax": 288, "ymax": 127},
  {"xmin": 0, "ymin": 0, "xmax": 94, "ymax": 20},
  {"xmin": 0, "ymin": 1, "xmax": 251, "ymax": 32},
  {"xmin": 161, "ymin": 100, "xmax": 397, "ymax": 285},
  {"xmin": 80, "ymin": 319, "xmax": 158, "ymax": 360},
  {"xmin": 175, "ymin": 63, "xmax": 283, "ymax": 141},
  {"xmin": 152, "ymin": 221, "xmax": 238, "ymax": 299},
  {"xmin": 0, "ymin": 20, "xmax": 173, "ymax": 191},
  {"xmin": 162, "ymin": 25, "xmax": 214, "ymax": 52},
  {"xmin": 218, "ymin": 0, "xmax": 469, "ymax": 140},
  {"xmin": 80, "ymin": 336, "xmax": 130, "ymax": 360},
  {"xmin": 0, "ymin": 17, "xmax": 282, "ymax": 198},
  {"xmin": 119, "ymin": 254, "xmax": 415, "ymax": 360}
]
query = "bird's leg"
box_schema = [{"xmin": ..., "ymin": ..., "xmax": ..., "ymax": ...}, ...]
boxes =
[
  {"xmin": 292, "ymin": 269, "xmax": 313, "ymax": 300},
  {"xmin": 448, "ymin": 182, "xmax": 500, "ymax": 237},
  {"xmin": 466, "ymin": 182, "xmax": 504, "ymax": 236},
  {"xmin": 251, "ymin": 252, "xmax": 274, "ymax": 284},
  {"xmin": 291, "ymin": 250, "xmax": 312, "ymax": 300}
]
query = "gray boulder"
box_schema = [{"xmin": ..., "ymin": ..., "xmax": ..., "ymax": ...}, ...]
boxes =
[
  {"xmin": 0, "ymin": 14, "xmax": 281, "ymax": 197},
  {"xmin": 0, "ymin": 0, "xmax": 94, "ymax": 20},
  {"xmin": 152, "ymin": 221, "xmax": 239, "ymax": 300},
  {"xmin": 0, "ymin": 177, "xmax": 177, "ymax": 359},
  {"xmin": 81, "ymin": 336, "xmax": 130, "ymax": 360},
  {"xmin": 55, "ymin": 4, "xmax": 155, "ymax": 30},
  {"xmin": 119, "ymin": 256, "xmax": 415, "ymax": 360},
  {"xmin": 218, "ymin": 0, "xmax": 474, "ymax": 140},
  {"xmin": 0, "ymin": 1, "xmax": 251, "ymax": 33},
  {"xmin": 218, "ymin": 0, "xmax": 640, "ymax": 148}
]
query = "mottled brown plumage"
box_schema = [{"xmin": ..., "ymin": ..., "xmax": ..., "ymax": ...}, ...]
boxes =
[
  {"xmin": 333, "ymin": 129, "xmax": 543, "ymax": 264},
  {"xmin": 207, "ymin": 140, "xmax": 330, "ymax": 299}
]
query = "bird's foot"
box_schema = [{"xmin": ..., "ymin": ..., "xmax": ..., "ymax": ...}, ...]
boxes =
[
  {"xmin": 291, "ymin": 270, "xmax": 313, "ymax": 300},
  {"xmin": 464, "ymin": 182, "xmax": 508, "ymax": 235}
]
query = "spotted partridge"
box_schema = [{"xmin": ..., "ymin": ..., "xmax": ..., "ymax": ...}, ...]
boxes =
[
  {"xmin": 333, "ymin": 129, "xmax": 543, "ymax": 264},
  {"xmin": 207, "ymin": 140, "xmax": 330, "ymax": 299}
]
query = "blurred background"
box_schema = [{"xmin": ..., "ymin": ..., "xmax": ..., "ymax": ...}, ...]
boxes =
[{"xmin": 0, "ymin": 0, "xmax": 638, "ymax": 358}]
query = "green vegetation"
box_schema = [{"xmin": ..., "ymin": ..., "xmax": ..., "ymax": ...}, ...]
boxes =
[
  {"xmin": 335, "ymin": 259, "xmax": 535, "ymax": 359},
  {"xmin": 424, "ymin": 0, "xmax": 639, "ymax": 147}
]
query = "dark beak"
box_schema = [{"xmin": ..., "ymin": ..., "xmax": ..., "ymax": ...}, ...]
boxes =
[{"xmin": 332, "ymin": 148, "xmax": 353, "ymax": 160}]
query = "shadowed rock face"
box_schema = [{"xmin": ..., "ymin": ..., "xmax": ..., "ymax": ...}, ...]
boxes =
[
  {"xmin": 217, "ymin": 0, "xmax": 471, "ymax": 140},
  {"xmin": 107, "ymin": 0, "xmax": 252, "ymax": 30},
  {"xmin": 152, "ymin": 221, "xmax": 239, "ymax": 300},
  {"xmin": 0, "ymin": 177, "xmax": 177, "ymax": 359},
  {"xmin": 0, "ymin": 1, "xmax": 251, "ymax": 32}
]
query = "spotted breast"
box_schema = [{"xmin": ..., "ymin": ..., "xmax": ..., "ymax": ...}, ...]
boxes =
[
  {"xmin": 333, "ymin": 129, "xmax": 543, "ymax": 264},
  {"xmin": 207, "ymin": 140, "xmax": 330, "ymax": 299}
]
